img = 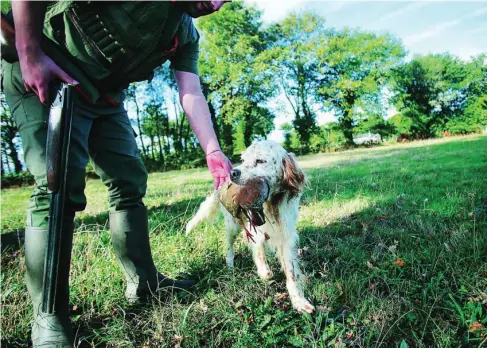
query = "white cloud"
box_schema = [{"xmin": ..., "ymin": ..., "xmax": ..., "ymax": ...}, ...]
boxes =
[
  {"xmin": 472, "ymin": 6, "xmax": 487, "ymax": 17},
  {"xmin": 248, "ymin": 0, "xmax": 356, "ymax": 24},
  {"xmin": 321, "ymin": 1, "xmax": 352, "ymax": 15},
  {"xmin": 268, "ymin": 129, "xmax": 284, "ymax": 143},
  {"xmin": 404, "ymin": 6, "xmax": 487, "ymax": 46},
  {"xmin": 247, "ymin": 0, "xmax": 305, "ymax": 23},
  {"xmin": 455, "ymin": 45, "xmax": 487, "ymax": 61},
  {"xmin": 316, "ymin": 110, "xmax": 336, "ymax": 125},
  {"xmin": 366, "ymin": 1, "xmax": 427, "ymax": 29},
  {"xmin": 465, "ymin": 23, "xmax": 487, "ymax": 36},
  {"xmin": 404, "ymin": 18, "xmax": 460, "ymax": 45}
]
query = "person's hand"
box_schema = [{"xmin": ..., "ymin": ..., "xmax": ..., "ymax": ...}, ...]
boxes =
[
  {"xmin": 206, "ymin": 150, "xmax": 233, "ymax": 190},
  {"xmin": 18, "ymin": 48, "xmax": 78, "ymax": 104}
]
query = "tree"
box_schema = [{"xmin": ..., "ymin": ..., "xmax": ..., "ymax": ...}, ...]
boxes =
[
  {"xmin": 125, "ymin": 83, "xmax": 148, "ymax": 158},
  {"xmin": 322, "ymin": 122, "xmax": 346, "ymax": 148},
  {"xmin": 132, "ymin": 64, "xmax": 201, "ymax": 170},
  {"xmin": 443, "ymin": 54, "xmax": 487, "ymax": 134},
  {"xmin": 1, "ymin": 96, "xmax": 23, "ymax": 173},
  {"xmin": 390, "ymin": 53, "xmax": 484, "ymax": 138},
  {"xmin": 141, "ymin": 104, "xmax": 160, "ymax": 163},
  {"xmin": 268, "ymin": 12, "xmax": 327, "ymax": 153},
  {"xmin": 153, "ymin": 65, "xmax": 197, "ymax": 156},
  {"xmin": 354, "ymin": 113, "xmax": 396, "ymax": 140},
  {"xmin": 317, "ymin": 29, "xmax": 405, "ymax": 145},
  {"xmin": 198, "ymin": 1, "xmax": 276, "ymax": 155},
  {"xmin": 280, "ymin": 122, "xmax": 293, "ymax": 152},
  {"xmin": 309, "ymin": 129, "xmax": 330, "ymax": 153},
  {"xmin": 389, "ymin": 113, "xmax": 413, "ymax": 135}
]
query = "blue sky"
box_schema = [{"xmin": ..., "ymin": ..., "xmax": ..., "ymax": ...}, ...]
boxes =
[
  {"xmin": 252, "ymin": 1, "xmax": 487, "ymax": 60},
  {"xmin": 247, "ymin": 0, "xmax": 487, "ymax": 141}
]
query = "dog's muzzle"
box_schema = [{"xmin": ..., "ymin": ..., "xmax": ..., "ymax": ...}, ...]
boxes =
[
  {"xmin": 219, "ymin": 177, "xmax": 270, "ymax": 227},
  {"xmin": 240, "ymin": 177, "xmax": 270, "ymax": 227}
]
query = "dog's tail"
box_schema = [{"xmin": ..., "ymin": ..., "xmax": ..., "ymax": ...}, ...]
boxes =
[{"xmin": 186, "ymin": 191, "xmax": 221, "ymax": 236}]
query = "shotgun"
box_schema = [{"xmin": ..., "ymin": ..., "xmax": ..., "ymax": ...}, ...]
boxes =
[
  {"xmin": 43, "ymin": 83, "xmax": 74, "ymax": 313},
  {"xmin": 1, "ymin": 12, "xmax": 75, "ymax": 314}
]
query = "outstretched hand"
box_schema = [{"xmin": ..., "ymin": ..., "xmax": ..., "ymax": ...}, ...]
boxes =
[{"xmin": 206, "ymin": 150, "xmax": 233, "ymax": 190}]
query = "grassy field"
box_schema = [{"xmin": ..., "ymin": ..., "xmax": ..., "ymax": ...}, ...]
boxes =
[{"xmin": 1, "ymin": 135, "xmax": 486, "ymax": 347}]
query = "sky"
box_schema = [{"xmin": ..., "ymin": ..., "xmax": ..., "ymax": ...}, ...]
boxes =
[
  {"xmin": 251, "ymin": 0, "xmax": 487, "ymax": 60},
  {"xmin": 246, "ymin": 0, "xmax": 487, "ymax": 141}
]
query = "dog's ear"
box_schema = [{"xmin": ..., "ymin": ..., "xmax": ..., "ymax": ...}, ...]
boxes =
[{"xmin": 282, "ymin": 152, "xmax": 305, "ymax": 199}]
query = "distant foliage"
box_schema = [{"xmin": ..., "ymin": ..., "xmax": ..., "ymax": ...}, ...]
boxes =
[
  {"xmin": 1, "ymin": 171, "xmax": 34, "ymax": 188},
  {"xmin": 391, "ymin": 53, "xmax": 487, "ymax": 139},
  {"xmin": 1, "ymin": 96, "xmax": 23, "ymax": 175}
]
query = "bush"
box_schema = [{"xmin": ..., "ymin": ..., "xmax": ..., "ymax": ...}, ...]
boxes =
[{"xmin": 1, "ymin": 171, "xmax": 35, "ymax": 188}]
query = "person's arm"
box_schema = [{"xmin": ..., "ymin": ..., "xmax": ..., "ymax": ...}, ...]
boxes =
[
  {"xmin": 12, "ymin": 1, "xmax": 77, "ymax": 104},
  {"xmin": 174, "ymin": 70, "xmax": 232, "ymax": 189},
  {"xmin": 12, "ymin": 1, "xmax": 46, "ymax": 54}
]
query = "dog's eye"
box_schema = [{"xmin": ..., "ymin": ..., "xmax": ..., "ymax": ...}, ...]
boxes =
[{"xmin": 255, "ymin": 159, "xmax": 266, "ymax": 165}]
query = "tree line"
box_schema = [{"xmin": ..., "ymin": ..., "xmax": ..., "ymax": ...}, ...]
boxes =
[{"xmin": 1, "ymin": 2, "xmax": 486, "ymax": 177}]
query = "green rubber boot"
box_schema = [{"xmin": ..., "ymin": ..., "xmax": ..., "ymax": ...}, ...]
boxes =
[
  {"xmin": 25, "ymin": 221, "xmax": 74, "ymax": 348},
  {"xmin": 109, "ymin": 206, "xmax": 195, "ymax": 303}
]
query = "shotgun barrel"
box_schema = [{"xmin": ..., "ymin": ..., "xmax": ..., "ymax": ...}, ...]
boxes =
[{"xmin": 42, "ymin": 83, "xmax": 75, "ymax": 313}]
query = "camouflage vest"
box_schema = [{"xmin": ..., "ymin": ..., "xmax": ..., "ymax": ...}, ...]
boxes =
[{"xmin": 43, "ymin": 1, "xmax": 199, "ymax": 103}]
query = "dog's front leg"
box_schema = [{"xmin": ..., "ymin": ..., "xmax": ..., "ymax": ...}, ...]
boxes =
[
  {"xmin": 250, "ymin": 233, "xmax": 272, "ymax": 280},
  {"xmin": 277, "ymin": 241, "xmax": 314, "ymax": 313},
  {"xmin": 223, "ymin": 210, "xmax": 241, "ymax": 268}
]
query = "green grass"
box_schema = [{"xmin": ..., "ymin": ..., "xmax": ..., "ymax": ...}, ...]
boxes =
[{"xmin": 2, "ymin": 135, "xmax": 486, "ymax": 347}]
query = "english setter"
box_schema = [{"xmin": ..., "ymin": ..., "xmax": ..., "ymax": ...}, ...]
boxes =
[{"xmin": 186, "ymin": 141, "xmax": 314, "ymax": 313}]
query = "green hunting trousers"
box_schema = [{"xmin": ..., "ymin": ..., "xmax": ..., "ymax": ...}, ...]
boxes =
[{"xmin": 1, "ymin": 61, "xmax": 148, "ymax": 228}]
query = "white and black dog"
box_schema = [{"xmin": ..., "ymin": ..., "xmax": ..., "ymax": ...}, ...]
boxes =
[{"xmin": 186, "ymin": 141, "xmax": 314, "ymax": 313}]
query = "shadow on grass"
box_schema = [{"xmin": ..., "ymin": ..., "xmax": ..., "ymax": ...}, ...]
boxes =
[
  {"xmin": 0, "ymin": 195, "xmax": 207, "ymax": 254},
  {"xmin": 1, "ymin": 228, "xmax": 25, "ymax": 253}
]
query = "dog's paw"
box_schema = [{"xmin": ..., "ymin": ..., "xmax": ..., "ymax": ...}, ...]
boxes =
[
  {"xmin": 185, "ymin": 221, "xmax": 194, "ymax": 236},
  {"xmin": 226, "ymin": 253, "xmax": 235, "ymax": 269},
  {"xmin": 291, "ymin": 297, "xmax": 315, "ymax": 314},
  {"xmin": 257, "ymin": 267, "xmax": 273, "ymax": 280}
]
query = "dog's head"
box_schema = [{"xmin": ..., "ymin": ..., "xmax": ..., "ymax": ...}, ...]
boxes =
[{"xmin": 230, "ymin": 141, "xmax": 306, "ymax": 203}]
